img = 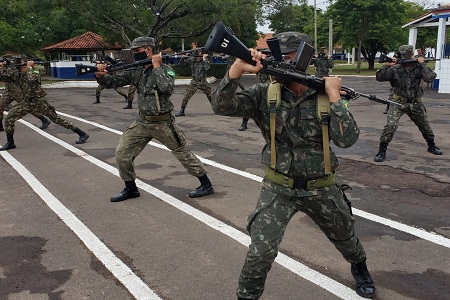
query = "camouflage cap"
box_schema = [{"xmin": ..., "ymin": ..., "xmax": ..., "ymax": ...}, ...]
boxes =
[
  {"xmin": 398, "ymin": 45, "xmax": 413, "ymax": 53},
  {"xmin": 130, "ymin": 36, "xmax": 156, "ymax": 50},
  {"xmin": 273, "ymin": 32, "xmax": 312, "ymax": 54}
]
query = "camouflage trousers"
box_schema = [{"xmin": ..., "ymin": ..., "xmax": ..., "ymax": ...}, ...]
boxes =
[
  {"xmin": 181, "ymin": 81, "xmax": 212, "ymax": 107},
  {"xmin": 237, "ymin": 181, "xmax": 366, "ymax": 299},
  {"xmin": 1, "ymin": 94, "xmax": 43, "ymax": 121},
  {"xmin": 380, "ymin": 101, "xmax": 434, "ymax": 144},
  {"xmin": 4, "ymin": 98, "xmax": 76, "ymax": 134},
  {"xmin": 95, "ymin": 85, "xmax": 128, "ymax": 99},
  {"xmin": 115, "ymin": 116, "xmax": 207, "ymax": 181},
  {"xmin": 127, "ymin": 86, "xmax": 137, "ymax": 102}
]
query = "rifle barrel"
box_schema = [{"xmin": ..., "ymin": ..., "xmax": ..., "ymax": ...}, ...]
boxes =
[{"xmin": 263, "ymin": 64, "xmax": 401, "ymax": 106}]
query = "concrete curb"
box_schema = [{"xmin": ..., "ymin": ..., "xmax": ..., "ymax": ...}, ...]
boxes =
[{"xmin": 41, "ymin": 77, "xmax": 218, "ymax": 89}]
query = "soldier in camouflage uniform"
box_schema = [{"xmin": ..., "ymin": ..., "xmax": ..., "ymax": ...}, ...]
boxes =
[
  {"xmin": 95, "ymin": 36, "xmax": 214, "ymax": 202},
  {"xmin": 374, "ymin": 45, "xmax": 442, "ymax": 162},
  {"xmin": 211, "ymin": 32, "xmax": 375, "ymax": 299},
  {"xmin": 0, "ymin": 58, "xmax": 50, "ymax": 132},
  {"xmin": 175, "ymin": 46, "xmax": 212, "ymax": 117},
  {"xmin": 0, "ymin": 60, "xmax": 89, "ymax": 151},
  {"xmin": 314, "ymin": 47, "xmax": 334, "ymax": 78},
  {"xmin": 93, "ymin": 84, "xmax": 128, "ymax": 105}
]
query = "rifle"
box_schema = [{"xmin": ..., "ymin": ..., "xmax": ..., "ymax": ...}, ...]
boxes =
[
  {"xmin": 205, "ymin": 22, "xmax": 401, "ymax": 106},
  {"xmin": 378, "ymin": 53, "xmax": 439, "ymax": 64},
  {"xmin": 75, "ymin": 47, "xmax": 207, "ymax": 76}
]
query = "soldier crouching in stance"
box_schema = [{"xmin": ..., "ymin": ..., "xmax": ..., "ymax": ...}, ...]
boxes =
[
  {"xmin": 0, "ymin": 59, "xmax": 89, "ymax": 151},
  {"xmin": 95, "ymin": 37, "xmax": 214, "ymax": 202},
  {"xmin": 211, "ymin": 32, "xmax": 375, "ymax": 299},
  {"xmin": 374, "ymin": 45, "xmax": 442, "ymax": 162}
]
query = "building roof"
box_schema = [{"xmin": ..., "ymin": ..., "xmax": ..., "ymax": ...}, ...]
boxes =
[
  {"xmin": 256, "ymin": 33, "xmax": 273, "ymax": 50},
  {"xmin": 42, "ymin": 31, "xmax": 123, "ymax": 51},
  {"xmin": 403, "ymin": 3, "xmax": 450, "ymax": 28}
]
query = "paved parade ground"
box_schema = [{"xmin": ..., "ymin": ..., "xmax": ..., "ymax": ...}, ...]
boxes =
[{"xmin": 1, "ymin": 75, "xmax": 449, "ymax": 300}]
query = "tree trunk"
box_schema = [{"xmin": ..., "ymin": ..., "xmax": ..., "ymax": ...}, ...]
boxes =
[{"xmin": 357, "ymin": 40, "xmax": 362, "ymax": 74}]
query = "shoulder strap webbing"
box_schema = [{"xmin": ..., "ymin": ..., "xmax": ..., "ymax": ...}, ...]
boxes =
[
  {"xmin": 267, "ymin": 77, "xmax": 281, "ymax": 169},
  {"xmin": 151, "ymin": 72, "xmax": 161, "ymax": 113},
  {"xmin": 317, "ymin": 94, "xmax": 332, "ymax": 175}
]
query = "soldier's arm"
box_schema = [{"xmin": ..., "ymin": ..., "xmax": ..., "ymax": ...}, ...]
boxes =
[
  {"xmin": 0, "ymin": 66, "xmax": 17, "ymax": 82},
  {"xmin": 329, "ymin": 102, "xmax": 360, "ymax": 148},
  {"xmin": 419, "ymin": 61, "xmax": 437, "ymax": 83},
  {"xmin": 96, "ymin": 69, "xmax": 133, "ymax": 88},
  {"xmin": 375, "ymin": 65, "xmax": 394, "ymax": 82},
  {"xmin": 321, "ymin": 77, "xmax": 359, "ymax": 148},
  {"xmin": 203, "ymin": 59, "xmax": 211, "ymax": 71},
  {"xmin": 152, "ymin": 66, "xmax": 175, "ymax": 95},
  {"xmin": 211, "ymin": 72, "xmax": 260, "ymax": 118}
]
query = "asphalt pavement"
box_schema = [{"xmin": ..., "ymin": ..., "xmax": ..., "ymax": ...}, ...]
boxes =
[{"xmin": 0, "ymin": 75, "xmax": 449, "ymax": 300}]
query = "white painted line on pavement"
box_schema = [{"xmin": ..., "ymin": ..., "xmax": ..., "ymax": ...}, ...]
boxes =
[
  {"xmin": 57, "ymin": 111, "xmax": 450, "ymax": 250},
  {"xmin": 0, "ymin": 152, "xmax": 161, "ymax": 300},
  {"xmin": 9, "ymin": 117, "xmax": 363, "ymax": 299}
]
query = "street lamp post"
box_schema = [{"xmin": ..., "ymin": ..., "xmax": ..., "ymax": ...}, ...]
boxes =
[{"xmin": 314, "ymin": 0, "xmax": 317, "ymax": 55}]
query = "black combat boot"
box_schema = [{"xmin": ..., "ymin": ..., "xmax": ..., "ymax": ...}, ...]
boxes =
[
  {"xmin": 426, "ymin": 139, "xmax": 443, "ymax": 155},
  {"xmin": 175, "ymin": 106, "xmax": 186, "ymax": 117},
  {"xmin": 189, "ymin": 174, "xmax": 214, "ymax": 198},
  {"xmin": 0, "ymin": 134, "xmax": 16, "ymax": 151},
  {"xmin": 0, "ymin": 120, "xmax": 4, "ymax": 132},
  {"xmin": 93, "ymin": 96, "xmax": 100, "ymax": 104},
  {"xmin": 238, "ymin": 118, "xmax": 248, "ymax": 131},
  {"xmin": 72, "ymin": 127, "xmax": 90, "ymax": 144},
  {"xmin": 110, "ymin": 181, "xmax": 140, "ymax": 202},
  {"xmin": 123, "ymin": 101, "xmax": 133, "ymax": 109},
  {"xmin": 374, "ymin": 142, "xmax": 388, "ymax": 162},
  {"xmin": 38, "ymin": 116, "xmax": 51, "ymax": 129},
  {"xmin": 351, "ymin": 259, "xmax": 375, "ymax": 298}
]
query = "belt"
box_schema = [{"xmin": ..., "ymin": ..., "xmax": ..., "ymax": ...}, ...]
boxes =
[
  {"xmin": 139, "ymin": 112, "xmax": 171, "ymax": 122},
  {"xmin": 392, "ymin": 94, "xmax": 420, "ymax": 104},
  {"xmin": 264, "ymin": 167, "xmax": 336, "ymax": 190}
]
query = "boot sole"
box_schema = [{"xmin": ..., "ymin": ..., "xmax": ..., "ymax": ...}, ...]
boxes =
[
  {"xmin": 188, "ymin": 188, "xmax": 214, "ymax": 198},
  {"xmin": 0, "ymin": 145, "xmax": 16, "ymax": 151},
  {"xmin": 110, "ymin": 193, "xmax": 140, "ymax": 202},
  {"xmin": 76, "ymin": 135, "xmax": 90, "ymax": 144}
]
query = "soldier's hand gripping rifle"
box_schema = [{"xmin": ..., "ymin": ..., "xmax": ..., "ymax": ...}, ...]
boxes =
[
  {"xmin": 379, "ymin": 53, "xmax": 440, "ymax": 65},
  {"xmin": 75, "ymin": 47, "xmax": 205, "ymax": 76},
  {"xmin": 205, "ymin": 22, "xmax": 401, "ymax": 106}
]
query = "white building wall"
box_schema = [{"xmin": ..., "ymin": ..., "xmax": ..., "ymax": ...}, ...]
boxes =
[{"xmin": 438, "ymin": 59, "xmax": 450, "ymax": 93}]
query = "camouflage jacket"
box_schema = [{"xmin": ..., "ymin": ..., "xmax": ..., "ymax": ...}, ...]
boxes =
[
  {"xmin": 212, "ymin": 74, "xmax": 360, "ymax": 180},
  {"xmin": 376, "ymin": 62, "xmax": 436, "ymax": 102},
  {"xmin": 314, "ymin": 56, "xmax": 334, "ymax": 78},
  {"xmin": 180, "ymin": 56, "xmax": 210, "ymax": 84},
  {"xmin": 0, "ymin": 67, "xmax": 47, "ymax": 101},
  {"xmin": 96, "ymin": 64, "xmax": 175, "ymax": 120}
]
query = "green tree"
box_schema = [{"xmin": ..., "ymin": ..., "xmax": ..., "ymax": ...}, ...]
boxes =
[
  {"xmin": 58, "ymin": 0, "xmax": 258, "ymax": 48},
  {"xmin": 329, "ymin": 0, "xmax": 416, "ymax": 71},
  {"xmin": 0, "ymin": 0, "xmax": 94, "ymax": 57}
]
